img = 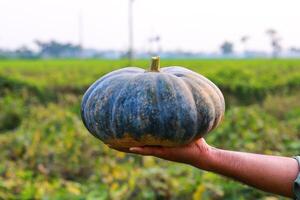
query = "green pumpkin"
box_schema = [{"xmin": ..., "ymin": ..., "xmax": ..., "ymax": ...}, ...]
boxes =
[{"xmin": 81, "ymin": 57, "xmax": 225, "ymax": 148}]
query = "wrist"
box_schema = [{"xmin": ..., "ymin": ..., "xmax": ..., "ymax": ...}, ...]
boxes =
[{"xmin": 192, "ymin": 145, "xmax": 220, "ymax": 171}]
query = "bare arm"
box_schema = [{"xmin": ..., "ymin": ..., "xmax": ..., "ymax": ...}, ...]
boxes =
[
  {"xmin": 204, "ymin": 148, "xmax": 298, "ymax": 197},
  {"xmin": 113, "ymin": 139, "xmax": 299, "ymax": 198}
]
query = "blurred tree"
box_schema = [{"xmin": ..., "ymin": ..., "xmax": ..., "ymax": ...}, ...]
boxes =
[
  {"xmin": 148, "ymin": 35, "xmax": 161, "ymax": 56},
  {"xmin": 0, "ymin": 49, "xmax": 10, "ymax": 59},
  {"xmin": 266, "ymin": 29, "xmax": 282, "ymax": 58},
  {"xmin": 220, "ymin": 41, "xmax": 234, "ymax": 55},
  {"xmin": 241, "ymin": 36, "xmax": 250, "ymax": 43},
  {"xmin": 35, "ymin": 40, "xmax": 82, "ymax": 58},
  {"xmin": 0, "ymin": 46, "xmax": 37, "ymax": 59},
  {"xmin": 240, "ymin": 35, "xmax": 250, "ymax": 57},
  {"xmin": 290, "ymin": 47, "xmax": 300, "ymax": 53},
  {"xmin": 15, "ymin": 46, "xmax": 37, "ymax": 59}
]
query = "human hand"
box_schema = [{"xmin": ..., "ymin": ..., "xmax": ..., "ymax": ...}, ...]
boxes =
[{"xmin": 110, "ymin": 138, "xmax": 214, "ymax": 170}]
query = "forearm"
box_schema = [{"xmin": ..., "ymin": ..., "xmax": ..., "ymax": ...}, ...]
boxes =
[
  {"xmin": 126, "ymin": 139, "xmax": 299, "ymax": 197},
  {"xmin": 195, "ymin": 148, "xmax": 299, "ymax": 197}
]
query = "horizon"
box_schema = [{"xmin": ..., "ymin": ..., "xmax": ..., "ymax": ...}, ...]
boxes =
[{"xmin": 0, "ymin": 0, "xmax": 300, "ymax": 53}]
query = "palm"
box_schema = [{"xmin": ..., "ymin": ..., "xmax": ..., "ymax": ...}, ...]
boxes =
[{"xmin": 110, "ymin": 138, "xmax": 211, "ymax": 168}]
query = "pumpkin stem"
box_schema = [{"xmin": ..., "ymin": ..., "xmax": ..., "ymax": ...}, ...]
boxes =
[{"xmin": 150, "ymin": 56, "xmax": 160, "ymax": 72}]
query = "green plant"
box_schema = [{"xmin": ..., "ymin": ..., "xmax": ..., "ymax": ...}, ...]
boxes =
[{"xmin": 0, "ymin": 59, "xmax": 299, "ymax": 199}]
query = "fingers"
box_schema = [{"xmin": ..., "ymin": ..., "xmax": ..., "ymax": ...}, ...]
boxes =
[
  {"xmin": 129, "ymin": 146, "xmax": 165, "ymax": 156},
  {"xmin": 108, "ymin": 139, "xmax": 211, "ymax": 166},
  {"xmin": 129, "ymin": 145, "xmax": 193, "ymax": 164},
  {"xmin": 108, "ymin": 145, "xmax": 166, "ymax": 157},
  {"xmin": 108, "ymin": 146, "xmax": 131, "ymax": 153}
]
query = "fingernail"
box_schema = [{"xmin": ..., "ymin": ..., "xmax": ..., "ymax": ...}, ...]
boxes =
[{"xmin": 129, "ymin": 147, "xmax": 141, "ymax": 152}]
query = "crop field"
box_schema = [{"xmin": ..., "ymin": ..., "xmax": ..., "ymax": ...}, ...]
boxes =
[{"xmin": 0, "ymin": 59, "xmax": 300, "ymax": 199}]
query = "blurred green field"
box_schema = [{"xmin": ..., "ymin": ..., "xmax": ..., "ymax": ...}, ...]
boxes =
[{"xmin": 0, "ymin": 59, "xmax": 300, "ymax": 199}]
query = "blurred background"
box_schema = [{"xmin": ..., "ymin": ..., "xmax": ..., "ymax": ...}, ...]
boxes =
[{"xmin": 0, "ymin": 0, "xmax": 300, "ymax": 199}]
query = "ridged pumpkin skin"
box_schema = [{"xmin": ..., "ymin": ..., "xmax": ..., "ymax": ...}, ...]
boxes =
[{"xmin": 81, "ymin": 60, "xmax": 225, "ymax": 148}]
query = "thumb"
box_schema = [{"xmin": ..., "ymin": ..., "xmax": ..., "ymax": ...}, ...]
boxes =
[{"xmin": 129, "ymin": 146, "xmax": 164, "ymax": 156}]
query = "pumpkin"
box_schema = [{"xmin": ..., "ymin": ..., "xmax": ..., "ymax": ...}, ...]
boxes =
[{"xmin": 81, "ymin": 57, "xmax": 225, "ymax": 148}]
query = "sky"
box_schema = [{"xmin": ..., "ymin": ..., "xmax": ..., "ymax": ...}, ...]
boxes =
[{"xmin": 0, "ymin": 0, "xmax": 299, "ymax": 53}]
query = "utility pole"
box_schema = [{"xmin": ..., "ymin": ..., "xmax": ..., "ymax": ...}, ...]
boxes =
[
  {"xmin": 78, "ymin": 10, "xmax": 84, "ymax": 58},
  {"xmin": 128, "ymin": 0, "xmax": 134, "ymax": 65},
  {"xmin": 266, "ymin": 29, "xmax": 281, "ymax": 58},
  {"xmin": 78, "ymin": 10, "xmax": 83, "ymax": 48}
]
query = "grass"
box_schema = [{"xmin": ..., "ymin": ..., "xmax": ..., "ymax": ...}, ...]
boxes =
[{"xmin": 0, "ymin": 59, "xmax": 299, "ymax": 199}]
